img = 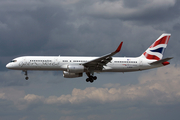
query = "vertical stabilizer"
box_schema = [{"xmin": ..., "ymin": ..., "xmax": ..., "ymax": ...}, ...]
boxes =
[{"xmin": 140, "ymin": 33, "xmax": 171, "ymax": 60}]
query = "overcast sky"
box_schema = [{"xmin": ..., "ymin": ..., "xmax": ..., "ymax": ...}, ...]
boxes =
[{"xmin": 0, "ymin": 0, "xmax": 180, "ymax": 120}]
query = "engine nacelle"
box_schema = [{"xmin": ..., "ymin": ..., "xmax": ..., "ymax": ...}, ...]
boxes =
[
  {"xmin": 63, "ymin": 71, "xmax": 83, "ymax": 78},
  {"xmin": 67, "ymin": 65, "xmax": 85, "ymax": 73}
]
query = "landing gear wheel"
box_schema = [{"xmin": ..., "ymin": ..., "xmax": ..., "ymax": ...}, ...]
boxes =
[
  {"xmin": 90, "ymin": 79, "xmax": 94, "ymax": 83},
  {"xmin": 86, "ymin": 78, "xmax": 90, "ymax": 82},
  {"xmin": 23, "ymin": 70, "xmax": 29, "ymax": 80},
  {"xmin": 93, "ymin": 76, "xmax": 97, "ymax": 80},
  {"xmin": 85, "ymin": 72, "xmax": 97, "ymax": 83},
  {"xmin": 25, "ymin": 77, "xmax": 29, "ymax": 80}
]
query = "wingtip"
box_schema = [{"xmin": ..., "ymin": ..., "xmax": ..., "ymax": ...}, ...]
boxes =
[{"xmin": 115, "ymin": 42, "xmax": 123, "ymax": 53}]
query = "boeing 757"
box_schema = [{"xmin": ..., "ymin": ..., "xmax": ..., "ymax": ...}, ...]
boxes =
[{"xmin": 6, "ymin": 33, "xmax": 172, "ymax": 83}]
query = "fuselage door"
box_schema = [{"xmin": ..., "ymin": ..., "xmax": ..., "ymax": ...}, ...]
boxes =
[{"xmin": 139, "ymin": 58, "xmax": 143, "ymax": 69}]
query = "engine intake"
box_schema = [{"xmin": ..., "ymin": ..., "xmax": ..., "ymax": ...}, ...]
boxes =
[{"xmin": 63, "ymin": 71, "xmax": 83, "ymax": 78}]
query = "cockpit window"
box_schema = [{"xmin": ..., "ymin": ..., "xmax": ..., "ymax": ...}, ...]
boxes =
[{"xmin": 11, "ymin": 60, "xmax": 17, "ymax": 62}]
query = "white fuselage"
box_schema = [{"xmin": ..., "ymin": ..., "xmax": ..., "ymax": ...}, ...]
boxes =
[
  {"xmin": 6, "ymin": 56, "xmax": 160, "ymax": 72},
  {"xmin": 5, "ymin": 33, "xmax": 172, "ymax": 82}
]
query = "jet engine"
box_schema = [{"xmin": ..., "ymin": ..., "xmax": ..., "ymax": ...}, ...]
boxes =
[
  {"xmin": 67, "ymin": 65, "xmax": 85, "ymax": 73},
  {"xmin": 63, "ymin": 71, "xmax": 83, "ymax": 78}
]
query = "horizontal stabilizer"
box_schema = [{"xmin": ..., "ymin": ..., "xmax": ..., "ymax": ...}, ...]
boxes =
[{"xmin": 150, "ymin": 57, "xmax": 173, "ymax": 65}]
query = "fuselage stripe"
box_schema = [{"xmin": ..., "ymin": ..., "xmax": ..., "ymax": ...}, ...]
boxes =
[
  {"xmin": 150, "ymin": 36, "xmax": 170, "ymax": 48},
  {"xmin": 143, "ymin": 52, "xmax": 160, "ymax": 60},
  {"xmin": 150, "ymin": 47, "xmax": 164, "ymax": 54}
]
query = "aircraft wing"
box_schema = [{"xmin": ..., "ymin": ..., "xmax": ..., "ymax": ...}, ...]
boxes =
[{"xmin": 82, "ymin": 42, "xmax": 123, "ymax": 69}]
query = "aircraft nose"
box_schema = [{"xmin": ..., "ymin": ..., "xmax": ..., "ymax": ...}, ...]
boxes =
[{"xmin": 6, "ymin": 63, "xmax": 12, "ymax": 69}]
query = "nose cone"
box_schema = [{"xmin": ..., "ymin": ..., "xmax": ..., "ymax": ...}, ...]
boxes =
[{"xmin": 6, "ymin": 63, "xmax": 12, "ymax": 69}]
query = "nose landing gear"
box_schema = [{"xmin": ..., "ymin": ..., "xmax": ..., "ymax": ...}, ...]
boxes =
[{"xmin": 23, "ymin": 70, "xmax": 29, "ymax": 80}]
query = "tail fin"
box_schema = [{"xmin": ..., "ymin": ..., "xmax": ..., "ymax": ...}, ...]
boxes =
[{"xmin": 140, "ymin": 33, "xmax": 171, "ymax": 60}]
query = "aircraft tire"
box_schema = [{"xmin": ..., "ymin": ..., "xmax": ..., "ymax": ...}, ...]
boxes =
[
  {"xmin": 25, "ymin": 77, "xmax": 29, "ymax": 80},
  {"xmin": 86, "ymin": 78, "xmax": 90, "ymax": 82},
  {"xmin": 93, "ymin": 76, "xmax": 97, "ymax": 80},
  {"xmin": 90, "ymin": 79, "xmax": 94, "ymax": 83}
]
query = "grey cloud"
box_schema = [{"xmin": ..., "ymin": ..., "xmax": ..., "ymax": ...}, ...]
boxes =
[
  {"xmin": 0, "ymin": 0, "xmax": 180, "ymax": 119},
  {"xmin": 0, "ymin": 0, "xmax": 177, "ymax": 60},
  {"xmin": 0, "ymin": 1, "xmax": 68, "ymax": 57},
  {"xmin": 0, "ymin": 71, "xmax": 30, "ymax": 86},
  {"xmin": 69, "ymin": 0, "xmax": 176, "ymax": 22},
  {"xmin": 173, "ymin": 23, "xmax": 180, "ymax": 31}
]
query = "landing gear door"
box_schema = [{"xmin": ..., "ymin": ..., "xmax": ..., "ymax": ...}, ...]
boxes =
[{"xmin": 139, "ymin": 58, "xmax": 143, "ymax": 66}]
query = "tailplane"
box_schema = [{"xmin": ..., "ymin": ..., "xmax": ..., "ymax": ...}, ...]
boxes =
[
  {"xmin": 140, "ymin": 33, "xmax": 171, "ymax": 60},
  {"xmin": 150, "ymin": 57, "xmax": 173, "ymax": 65}
]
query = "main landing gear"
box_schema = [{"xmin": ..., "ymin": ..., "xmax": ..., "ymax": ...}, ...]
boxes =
[
  {"xmin": 23, "ymin": 70, "xmax": 29, "ymax": 80},
  {"xmin": 86, "ymin": 72, "xmax": 97, "ymax": 83}
]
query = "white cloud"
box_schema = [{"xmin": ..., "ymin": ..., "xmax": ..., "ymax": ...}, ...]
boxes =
[
  {"xmin": 2, "ymin": 65, "xmax": 180, "ymax": 110},
  {"xmin": 0, "ymin": 93, "xmax": 5, "ymax": 99},
  {"xmin": 41, "ymin": 65, "xmax": 180, "ymax": 105},
  {"xmin": 1, "ymin": 65, "xmax": 180, "ymax": 120},
  {"xmin": 24, "ymin": 94, "xmax": 44, "ymax": 103}
]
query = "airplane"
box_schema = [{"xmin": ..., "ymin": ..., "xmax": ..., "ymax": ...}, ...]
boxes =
[{"xmin": 6, "ymin": 33, "xmax": 172, "ymax": 83}]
